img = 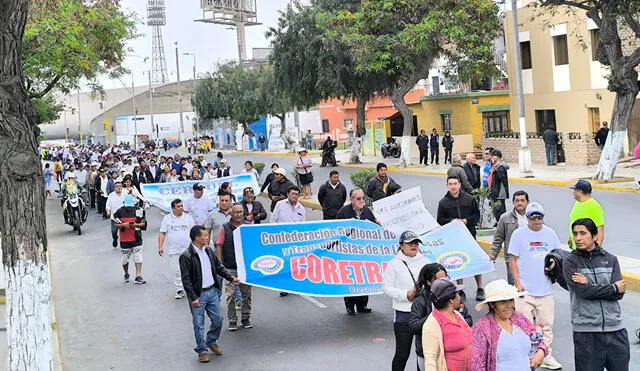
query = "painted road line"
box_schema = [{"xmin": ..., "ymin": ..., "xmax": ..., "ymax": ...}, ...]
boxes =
[{"xmin": 300, "ymin": 295, "xmax": 328, "ymax": 309}]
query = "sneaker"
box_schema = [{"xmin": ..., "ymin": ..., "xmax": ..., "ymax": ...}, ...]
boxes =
[
  {"xmin": 241, "ymin": 320, "xmax": 254, "ymax": 329},
  {"xmin": 228, "ymin": 321, "xmax": 238, "ymax": 331},
  {"xmin": 124, "ymin": 273, "xmax": 130, "ymax": 283},
  {"xmin": 174, "ymin": 290, "xmax": 185, "ymax": 299},
  {"xmin": 134, "ymin": 276, "xmax": 146, "ymax": 284},
  {"xmin": 541, "ymin": 355, "xmax": 562, "ymax": 370},
  {"xmin": 279, "ymin": 292, "xmax": 289, "ymax": 297},
  {"xmin": 198, "ymin": 353, "xmax": 210, "ymax": 363},
  {"xmin": 476, "ymin": 288, "xmax": 486, "ymax": 301},
  {"xmin": 234, "ymin": 298, "xmax": 242, "ymax": 310}
]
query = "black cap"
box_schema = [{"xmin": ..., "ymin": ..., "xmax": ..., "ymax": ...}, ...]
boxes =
[
  {"xmin": 430, "ymin": 278, "xmax": 464, "ymax": 303},
  {"xmin": 193, "ymin": 182, "xmax": 206, "ymax": 190},
  {"xmin": 570, "ymin": 179, "xmax": 592, "ymax": 194},
  {"xmin": 399, "ymin": 230, "xmax": 422, "ymax": 244},
  {"xmin": 491, "ymin": 149, "xmax": 502, "ymax": 158}
]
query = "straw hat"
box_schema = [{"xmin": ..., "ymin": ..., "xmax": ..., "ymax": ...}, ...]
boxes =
[{"xmin": 475, "ymin": 279, "xmax": 527, "ymax": 311}]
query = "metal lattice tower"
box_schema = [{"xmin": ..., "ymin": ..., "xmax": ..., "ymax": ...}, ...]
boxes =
[
  {"xmin": 195, "ymin": 0, "xmax": 261, "ymax": 62},
  {"xmin": 148, "ymin": 0, "xmax": 168, "ymax": 84}
]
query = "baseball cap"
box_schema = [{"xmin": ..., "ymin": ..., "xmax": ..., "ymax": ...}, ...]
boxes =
[
  {"xmin": 123, "ymin": 194, "xmax": 136, "ymax": 207},
  {"xmin": 491, "ymin": 149, "xmax": 503, "ymax": 158},
  {"xmin": 570, "ymin": 179, "xmax": 592, "ymax": 194},
  {"xmin": 274, "ymin": 168, "xmax": 287, "ymax": 176},
  {"xmin": 220, "ymin": 159, "xmax": 228, "ymax": 164},
  {"xmin": 192, "ymin": 182, "xmax": 206, "ymax": 190},
  {"xmin": 525, "ymin": 201, "xmax": 545, "ymax": 217},
  {"xmin": 399, "ymin": 230, "xmax": 422, "ymax": 245},
  {"xmin": 431, "ymin": 278, "xmax": 464, "ymax": 303}
]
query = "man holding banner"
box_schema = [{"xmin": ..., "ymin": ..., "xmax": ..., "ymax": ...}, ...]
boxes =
[
  {"xmin": 336, "ymin": 188, "xmax": 377, "ymax": 315},
  {"xmin": 437, "ymin": 176, "xmax": 484, "ymax": 302}
]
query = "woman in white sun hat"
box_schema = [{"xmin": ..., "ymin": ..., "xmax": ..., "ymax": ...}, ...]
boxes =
[{"xmin": 471, "ymin": 279, "xmax": 548, "ymax": 371}]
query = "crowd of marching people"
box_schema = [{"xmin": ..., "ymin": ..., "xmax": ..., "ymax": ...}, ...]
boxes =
[{"xmin": 40, "ymin": 141, "xmax": 634, "ymax": 370}]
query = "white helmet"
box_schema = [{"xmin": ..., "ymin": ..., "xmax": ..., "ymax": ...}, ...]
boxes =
[{"xmin": 64, "ymin": 171, "xmax": 77, "ymax": 180}]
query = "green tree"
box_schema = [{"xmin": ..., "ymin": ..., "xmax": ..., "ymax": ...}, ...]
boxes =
[
  {"xmin": 334, "ymin": 0, "xmax": 500, "ymax": 166},
  {"xmin": 536, "ymin": 1, "xmax": 640, "ymax": 179},
  {"xmin": 23, "ymin": 0, "xmax": 137, "ymax": 123},
  {"xmin": 267, "ymin": 1, "xmax": 392, "ymax": 162}
]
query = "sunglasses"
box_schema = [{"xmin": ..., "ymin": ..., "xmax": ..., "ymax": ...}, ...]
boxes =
[
  {"xmin": 354, "ymin": 197, "xmax": 365, "ymax": 200},
  {"xmin": 527, "ymin": 214, "xmax": 544, "ymax": 220}
]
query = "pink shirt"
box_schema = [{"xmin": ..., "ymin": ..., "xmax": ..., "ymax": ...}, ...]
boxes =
[{"xmin": 433, "ymin": 309, "xmax": 472, "ymax": 370}]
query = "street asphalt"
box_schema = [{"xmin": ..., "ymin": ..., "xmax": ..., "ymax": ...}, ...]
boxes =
[{"xmin": 46, "ymin": 165, "xmax": 640, "ymax": 370}]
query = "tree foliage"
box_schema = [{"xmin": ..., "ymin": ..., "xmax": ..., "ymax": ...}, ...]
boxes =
[
  {"xmin": 331, "ymin": 0, "xmax": 500, "ymax": 165},
  {"xmin": 23, "ymin": 0, "xmax": 138, "ymax": 123},
  {"xmin": 535, "ymin": 0, "xmax": 640, "ymax": 179},
  {"xmin": 192, "ymin": 62, "xmax": 292, "ymax": 136}
]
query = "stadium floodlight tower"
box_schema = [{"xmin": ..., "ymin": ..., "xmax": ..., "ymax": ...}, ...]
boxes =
[
  {"xmin": 148, "ymin": 0, "xmax": 169, "ymax": 84},
  {"xmin": 195, "ymin": 0, "xmax": 261, "ymax": 61}
]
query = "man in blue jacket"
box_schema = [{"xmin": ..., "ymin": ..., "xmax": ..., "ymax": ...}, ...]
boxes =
[{"xmin": 563, "ymin": 218, "xmax": 629, "ymax": 371}]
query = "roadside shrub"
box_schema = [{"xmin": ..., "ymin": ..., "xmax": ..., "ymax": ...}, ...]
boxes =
[
  {"xmin": 350, "ymin": 168, "xmax": 377, "ymax": 206},
  {"xmin": 254, "ymin": 162, "xmax": 265, "ymax": 176}
]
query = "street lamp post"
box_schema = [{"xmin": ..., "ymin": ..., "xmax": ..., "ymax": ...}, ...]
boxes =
[
  {"xmin": 510, "ymin": 0, "xmax": 534, "ymax": 177},
  {"xmin": 183, "ymin": 52, "xmax": 196, "ymax": 80},
  {"xmin": 175, "ymin": 42, "xmax": 184, "ymax": 146}
]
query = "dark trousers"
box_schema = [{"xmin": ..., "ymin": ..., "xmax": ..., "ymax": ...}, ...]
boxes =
[
  {"xmin": 392, "ymin": 321, "xmax": 413, "ymax": 371},
  {"xmin": 444, "ymin": 148, "xmax": 452, "ymax": 164},
  {"xmin": 344, "ymin": 296, "xmax": 368, "ymax": 310},
  {"xmin": 89, "ymin": 189, "xmax": 96, "ymax": 209},
  {"xmin": 110, "ymin": 220, "xmax": 118, "ymax": 243},
  {"xmin": 573, "ymin": 329, "xmax": 630, "ymax": 371},
  {"xmin": 430, "ymin": 147, "xmax": 439, "ymax": 164},
  {"xmin": 418, "ymin": 149, "xmax": 428, "ymax": 165},
  {"xmin": 492, "ymin": 198, "xmax": 506, "ymax": 224},
  {"xmin": 545, "ymin": 143, "xmax": 557, "ymax": 165},
  {"xmin": 97, "ymin": 195, "xmax": 107, "ymax": 215}
]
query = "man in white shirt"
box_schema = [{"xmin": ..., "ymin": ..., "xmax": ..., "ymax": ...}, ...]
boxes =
[
  {"xmin": 508, "ymin": 202, "xmax": 563, "ymax": 370},
  {"xmin": 184, "ymin": 182, "xmax": 214, "ymax": 226},
  {"xmin": 270, "ymin": 185, "xmax": 305, "ymax": 297},
  {"xmin": 122, "ymin": 157, "xmax": 135, "ymax": 174},
  {"xmin": 105, "ymin": 181, "xmax": 126, "ymax": 248},
  {"xmin": 158, "ymin": 198, "xmax": 196, "ymax": 299},
  {"xmin": 270, "ymin": 185, "xmax": 306, "ymax": 223}
]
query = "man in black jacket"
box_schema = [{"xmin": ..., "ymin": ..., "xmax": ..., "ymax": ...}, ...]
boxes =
[
  {"xmin": 542, "ymin": 127, "xmax": 558, "ymax": 166},
  {"xmin": 317, "ymin": 170, "xmax": 347, "ymax": 220},
  {"xmin": 240, "ymin": 187, "xmax": 267, "ymax": 224},
  {"xmin": 436, "ymin": 176, "xmax": 485, "ymax": 301},
  {"xmin": 489, "ymin": 149, "xmax": 509, "ymax": 224},
  {"xmin": 594, "ymin": 121, "xmax": 609, "ymax": 150},
  {"xmin": 268, "ymin": 167, "xmax": 294, "ymax": 211},
  {"xmin": 364, "ymin": 163, "xmax": 401, "ymax": 202},
  {"xmin": 563, "ymin": 218, "xmax": 629, "ymax": 371},
  {"xmin": 415, "ymin": 130, "xmax": 430, "ymax": 166},
  {"xmin": 180, "ymin": 225, "xmax": 240, "ymax": 363},
  {"xmin": 336, "ymin": 188, "xmax": 377, "ymax": 315},
  {"xmin": 259, "ymin": 163, "xmax": 279, "ymax": 194},
  {"xmin": 462, "ymin": 153, "xmax": 481, "ymax": 190},
  {"xmin": 429, "ymin": 128, "xmax": 440, "ymax": 165}
]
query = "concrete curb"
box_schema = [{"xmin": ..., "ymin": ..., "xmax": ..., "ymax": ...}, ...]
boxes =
[
  {"xmin": 476, "ymin": 240, "xmax": 640, "ymax": 292},
  {"xmin": 337, "ymin": 163, "xmax": 640, "ymax": 194}
]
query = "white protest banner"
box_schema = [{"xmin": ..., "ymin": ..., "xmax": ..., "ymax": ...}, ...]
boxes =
[{"xmin": 372, "ymin": 186, "xmax": 439, "ymax": 235}]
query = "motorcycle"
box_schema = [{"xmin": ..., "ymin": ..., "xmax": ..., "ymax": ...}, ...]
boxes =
[
  {"xmin": 381, "ymin": 137, "xmax": 401, "ymax": 158},
  {"xmin": 320, "ymin": 141, "xmax": 338, "ymax": 167},
  {"xmin": 56, "ymin": 187, "xmax": 88, "ymax": 235}
]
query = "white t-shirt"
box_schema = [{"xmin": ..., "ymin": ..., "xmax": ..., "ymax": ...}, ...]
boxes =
[
  {"xmin": 105, "ymin": 192, "xmax": 126, "ymax": 220},
  {"xmin": 184, "ymin": 196, "xmax": 213, "ymax": 226},
  {"xmin": 496, "ymin": 327, "xmax": 531, "ymax": 371},
  {"xmin": 516, "ymin": 213, "xmax": 527, "ymax": 228},
  {"xmin": 508, "ymin": 225, "xmax": 560, "ymax": 296},
  {"xmin": 159, "ymin": 212, "xmax": 195, "ymax": 255}
]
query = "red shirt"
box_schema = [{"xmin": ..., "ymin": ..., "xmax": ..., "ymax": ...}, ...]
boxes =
[{"xmin": 433, "ymin": 309, "xmax": 473, "ymax": 371}]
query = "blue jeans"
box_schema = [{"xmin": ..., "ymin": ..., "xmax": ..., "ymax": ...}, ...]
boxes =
[
  {"xmin": 545, "ymin": 143, "xmax": 556, "ymax": 165},
  {"xmin": 190, "ymin": 288, "xmax": 222, "ymax": 354}
]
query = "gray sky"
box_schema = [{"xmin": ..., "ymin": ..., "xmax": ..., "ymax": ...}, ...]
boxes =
[{"xmin": 103, "ymin": 0, "xmax": 298, "ymax": 90}]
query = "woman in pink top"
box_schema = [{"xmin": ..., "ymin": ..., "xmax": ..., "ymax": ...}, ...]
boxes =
[{"xmin": 423, "ymin": 278, "xmax": 472, "ymax": 370}]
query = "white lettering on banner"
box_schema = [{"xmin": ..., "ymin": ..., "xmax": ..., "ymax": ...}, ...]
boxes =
[{"xmin": 372, "ymin": 187, "xmax": 439, "ymax": 235}]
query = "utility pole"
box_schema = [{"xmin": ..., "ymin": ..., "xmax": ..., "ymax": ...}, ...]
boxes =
[
  {"xmin": 511, "ymin": 0, "xmax": 533, "ymax": 177},
  {"xmin": 183, "ymin": 52, "xmax": 196, "ymax": 80},
  {"xmin": 77, "ymin": 91, "xmax": 83, "ymax": 144},
  {"xmin": 132, "ymin": 77, "xmax": 138, "ymax": 150},
  {"xmin": 175, "ymin": 42, "xmax": 184, "ymax": 146},
  {"xmin": 64, "ymin": 109, "xmax": 68, "ymax": 143}
]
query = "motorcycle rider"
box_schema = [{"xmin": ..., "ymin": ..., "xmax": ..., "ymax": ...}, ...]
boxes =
[
  {"xmin": 321, "ymin": 136, "xmax": 337, "ymax": 167},
  {"xmin": 61, "ymin": 172, "xmax": 86, "ymax": 225}
]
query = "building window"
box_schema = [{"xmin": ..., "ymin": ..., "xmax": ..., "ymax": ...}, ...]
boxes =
[
  {"xmin": 535, "ymin": 109, "xmax": 557, "ymax": 133},
  {"xmin": 482, "ymin": 111, "xmax": 510, "ymax": 133},
  {"xmin": 441, "ymin": 114, "xmax": 452, "ymax": 131},
  {"xmin": 344, "ymin": 119, "xmax": 353, "ymax": 131},
  {"xmin": 553, "ymin": 35, "xmax": 569, "ymax": 65},
  {"xmin": 591, "ymin": 29, "xmax": 600, "ymax": 61},
  {"xmin": 520, "ymin": 41, "xmax": 532, "ymax": 69},
  {"xmin": 322, "ymin": 119, "xmax": 330, "ymax": 132}
]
